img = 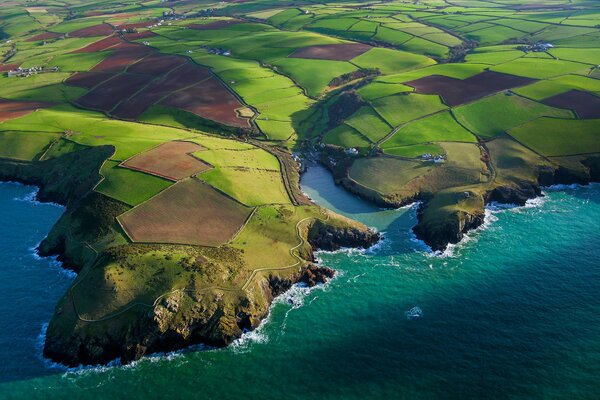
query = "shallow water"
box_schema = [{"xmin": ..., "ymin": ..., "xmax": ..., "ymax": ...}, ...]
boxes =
[{"xmin": 0, "ymin": 168, "xmax": 599, "ymax": 399}]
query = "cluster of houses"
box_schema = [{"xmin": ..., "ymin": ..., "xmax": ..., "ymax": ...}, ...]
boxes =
[
  {"xmin": 146, "ymin": 12, "xmax": 186, "ymax": 29},
  {"xmin": 518, "ymin": 42, "xmax": 554, "ymax": 53},
  {"xmin": 7, "ymin": 66, "xmax": 59, "ymax": 77},
  {"xmin": 205, "ymin": 47, "xmax": 231, "ymax": 56},
  {"xmin": 419, "ymin": 153, "xmax": 445, "ymax": 163}
]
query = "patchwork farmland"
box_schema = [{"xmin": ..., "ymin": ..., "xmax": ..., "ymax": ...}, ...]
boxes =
[{"xmin": 0, "ymin": 0, "xmax": 598, "ymax": 367}]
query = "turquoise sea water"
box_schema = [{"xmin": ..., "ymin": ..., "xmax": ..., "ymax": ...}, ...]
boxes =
[{"xmin": 1, "ymin": 167, "xmax": 599, "ymax": 399}]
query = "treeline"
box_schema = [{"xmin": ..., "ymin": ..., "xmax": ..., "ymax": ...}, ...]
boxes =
[{"xmin": 329, "ymin": 68, "xmax": 380, "ymax": 87}]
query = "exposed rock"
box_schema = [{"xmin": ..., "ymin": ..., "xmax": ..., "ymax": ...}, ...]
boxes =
[
  {"xmin": 413, "ymin": 205, "xmax": 485, "ymax": 252},
  {"xmin": 485, "ymin": 180, "xmax": 541, "ymax": 206},
  {"xmin": 307, "ymin": 218, "xmax": 380, "ymax": 252}
]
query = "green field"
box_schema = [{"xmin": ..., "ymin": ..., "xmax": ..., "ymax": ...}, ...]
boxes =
[
  {"xmin": 0, "ymin": 131, "xmax": 59, "ymax": 160},
  {"xmin": 509, "ymin": 118, "xmax": 600, "ymax": 156},
  {"xmin": 344, "ymin": 106, "xmax": 393, "ymax": 142},
  {"xmin": 199, "ymin": 167, "xmax": 290, "ymax": 206},
  {"xmin": 372, "ymin": 94, "xmax": 447, "ymax": 128},
  {"xmin": 453, "ymin": 93, "xmax": 575, "ymax": 138},
  {"xmin": 323, "ymin": 124, "xmax": 372, "ymax": 148},
  {"xmin": 382, "ymin": 111, "xmax": 476, "ymax": 148}
]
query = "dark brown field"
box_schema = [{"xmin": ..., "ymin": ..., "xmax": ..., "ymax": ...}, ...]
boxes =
[
  {"xmin": 76, "ymin": 73, "xmax": 154, "ymax": 112},
  {"xmin": 26, "ymin": 31, "xmax": 62, "ymax": 42},
  {"xmin": 68, "ymin": 23, "xmax": 114, "ymax": 38},
  {"xmin": 70, "ymin": 37, "xmax": 247, "ymax": 127},
  {"xmin": 289, "ymin": 43, "xmax": 372, "ymax": 61},
  {"xmin": 128, "ymin": 54, "xmax": 186, "ymax": 76},
  {"xmin": 160, "ymin": 77, "xmax": 249, "ymax": 128},
  {"xmin": 122, "ymin": 141, "xmax": 211, "ymax": 180},
  {"xmin": 188, "ymin": 20, "xmax": 243, "ymax": 30},
  {"xmin": 73, "ymin": 35, "xmax": 121, "ymax": 53},
  {"xmin": 0, "ymin": 99, "xmax": 53, "ymax": 121},
  {"xmin": 65, "ymin": 72, "xmax": 114, "ymax": 89},
  {"xmin": 542, "ymin": 90, "xmax": 600, "ymax": 119},
  {"xmin": 111, "ymin": 63, "xmax": 211, "ymax": 119},
  {"xmin": 90, "ymin": 44, "xmax": 152, "ymax": 72},
  {"xmin": 406, "ymin": 71, "xmax": 537, "ymax": 106},
  {"xmin": 124, "ymin": 31, "xmax": 157, "ymax": 40},
  {"xmin": 118, "ymin": 178, "xmax": 251, "ymax": 246}
]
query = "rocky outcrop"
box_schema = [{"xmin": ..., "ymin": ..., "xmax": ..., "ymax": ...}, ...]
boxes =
[
  {"xmin": 485, "ymin": 180, "xmax": 542, "ymax": 206},
  {"xmin": 307, "ymin": 218, "xmax": 380, "ymax": 252},
  {"xmin": 413, "ymin": 204, "xmax": 485, "ymax": 252}
]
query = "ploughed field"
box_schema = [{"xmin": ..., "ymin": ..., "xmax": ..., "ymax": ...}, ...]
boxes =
[{"xmin": 0, "ymin": 0, "xmax": 599, "ymax": 366}]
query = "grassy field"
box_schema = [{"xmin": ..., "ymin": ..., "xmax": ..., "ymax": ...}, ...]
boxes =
[
  {"xmin": 453, "ymin": 93, "xmax": 575, "ymax": 138},
  {"xmin": 508, "ymin": 118, "xmax": 600, "ymax": 156},
  {"xmin": 372, "ymin": 94, "xmax": 447, "ymax": 128},
  {"xmin": 193, "ymin": 148, "xmax": 280, "ymax": 170},
  {"xmin": 199, "ymin": 167, "xmax": 290, "ymax": 206},
  {"xmin": 344, "ymin": 106, "xmax": 393, "ymax": 142},
  {"xmin": 382, "ymin": 111, "xmax": 476, "ymax": 148},
  {"xmin": 323, "ymin": 124, "xmax": 372, "ymax": 148},
  {"xmin": 0, "ymin": 130, "xmax": 59, "ymax": 160}
]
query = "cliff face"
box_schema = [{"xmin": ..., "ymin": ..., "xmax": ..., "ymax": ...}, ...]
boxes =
[
  {"xmin": 0, "ymin": 146, "xmax": 113, "ymax": 206},
  {"xmin": 307, "ymin": 218, "xmax": 380, "ymax": 252}
]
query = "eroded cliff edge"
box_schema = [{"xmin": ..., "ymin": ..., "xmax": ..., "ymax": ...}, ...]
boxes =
[{"xmin": 0, "ymin": 146, "xmax": 379, "ymax": 367}]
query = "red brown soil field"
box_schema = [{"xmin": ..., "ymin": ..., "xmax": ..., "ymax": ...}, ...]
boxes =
[
  {"xmin": 121, "ymin": 141, "xmax": 211, "ymax": 180},
  {"xmin": 65, "ymin": 72, "xmax": 114, "ymax": 89},
  {"xmin": 0, "ymin": 99, "xmax": 53, "ymax": 122},
  {"xmin": 188, "ymin": 20, "xmax": 243, "ymax": 30},
  {"xmin": 124, "ymin": 31, "xmax": 157, "ymax": 40},
  {"xmin": 68, "ymin": 23, "xmax": 115, "ymax": 38},
  {"xmin": 542, "ymin": 90, "xmax": 600, "ymax": 119},
  {"xmin": 114, "ymin": 22, "xmax": 154, "ymax": 30},
  {"xmin": 91, "ymin": 44, "xmax": 152, "ymax": 72},
  {"xmin": 406, "ymin": 71, "xmax": 537, "ymax": 106},
  {"xmin": 26, "ymin": 32, "xmax": 62, "ymax": 42},
  {"xmin": 0, "ymin": 63, "xmax": 19, "ymax": 72},
  {"xmin": 111, "ymin": 63, "xmax": 211, "ymax": 119},
  {"xmin": 128, "ymin": 54, "xmax": 186, "ymax": 76},
  {"xmin": 289, "ymin": 43, "xmax": 372, "ymax": 61},
  {"xmin": 76, "ymin": 73, "xmax": 155, "ymax": 112},
  {"xmin": 118, "ymin": 178, "xmax": 251, "ymax": 246},
  {"xmin": 73, "ymin": 35, "xmax": 121, "ymax": 53},
  {"xmin": 161, "ymin": 77, "xmax": 249, "ymax": 128}
]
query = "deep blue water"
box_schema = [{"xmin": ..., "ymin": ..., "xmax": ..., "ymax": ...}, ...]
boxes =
[{"xmin": 0, "ymin": 168, "xmax": 599, "ymax": 399}]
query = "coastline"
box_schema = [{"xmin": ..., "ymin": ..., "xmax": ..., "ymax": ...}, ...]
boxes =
[
  {"xmin": 316, "ymin": 150, "xmax": 600, "ymax": 252},
  {"xmin": 0, "ymin": 150, "xmax": 380, "ymax": 367}
]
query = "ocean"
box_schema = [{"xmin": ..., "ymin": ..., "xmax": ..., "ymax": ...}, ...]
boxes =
[{"xmin": 0, "ymin": 166, "xmax": 599, "ymax": 399}]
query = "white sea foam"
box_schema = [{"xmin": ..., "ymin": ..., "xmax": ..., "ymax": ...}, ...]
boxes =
[
  {"xmin": 28, "ymin": 243, "xmax": 77, "ymax": 279},
  {"xmin": 232, "ymin": 273, "xmax": 338, "ymax": 351},
  {"xmin": 12, "ymin": 187, "xmax": 63, "ymax": 208},
  {"xmin": 417, "ymin": 191, "xmax": 554, "ymax": 259},
  {"xmin": 544, "ymin": 182, "xmax": 599, "ymax": 191}
]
